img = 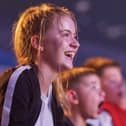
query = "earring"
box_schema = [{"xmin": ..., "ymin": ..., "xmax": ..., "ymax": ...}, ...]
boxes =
[{"xmin": 40, "ymin": 46, "xmax": 44, "ymax": 51}]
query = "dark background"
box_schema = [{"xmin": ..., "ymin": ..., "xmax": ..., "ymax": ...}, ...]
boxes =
[{"xmin": 0, "ymin": 0, "xmax": 126, "ymax": 75}]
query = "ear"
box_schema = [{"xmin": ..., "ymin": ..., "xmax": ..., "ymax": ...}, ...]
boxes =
[
  {"xmin": 31, "ymin": 35, "xmax": 44, "ymax": 52},
  {"xmin": 31, "ymin": 35, "xmax": 39, "ymax": 49},
  {"xmin": 66, "ymin": 90, "xmax": 79, "ymax": 105}
]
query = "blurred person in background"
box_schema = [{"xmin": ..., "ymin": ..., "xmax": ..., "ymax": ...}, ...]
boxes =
[
  {"xmin": 0, "ymin": 3, "xmax": 80, "ymax": 126},
  {"xmin": 84, "ymin": 57, "xmax": 126, "ymax": 126},
  {"xmin": 55, "ymin": 67, "xmax": 104, "ymax": 126}
]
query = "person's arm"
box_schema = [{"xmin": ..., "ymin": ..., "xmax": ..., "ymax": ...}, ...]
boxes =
[
  {"xmin": 86, "ymin": 112, "xmax": 113, "ymax": 126},
  {"xmin": 8, "ymin": 70, "xmax": 32, "ymax": 126}
]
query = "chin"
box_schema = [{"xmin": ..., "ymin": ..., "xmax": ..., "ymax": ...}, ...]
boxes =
[
  {"xmin": 93, "ymin": 113, "xmax": 99, "ymax": 118},
  {"xmin": 61, "ymin": 63, "xmax": 73, "ymax": 71},
  {"xmin": 89, "ymin": 112, "xmax": 99, "ymax": 119},
  {"xmin": 89, "ymin": 115, "xmax": 98, "ymax": 119},
  {"xmin": 66, "ymin": 63, "xmax": 73, "ymax": 69}
]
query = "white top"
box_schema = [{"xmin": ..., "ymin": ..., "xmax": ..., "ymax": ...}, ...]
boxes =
[
  {"xmin": 86, "ymin": 111, "xmax": 113, "ymax": 126},
  {"xmin": 35, "ymin": 85, "xmax": 54, "ymax": 126}
]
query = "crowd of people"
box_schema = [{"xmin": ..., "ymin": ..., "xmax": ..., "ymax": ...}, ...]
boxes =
[{"xmin": 0, "ymin": 2, "xmax": 125, "ymax": 126}]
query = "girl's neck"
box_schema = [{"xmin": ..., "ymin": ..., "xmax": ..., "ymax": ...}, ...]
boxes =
[{"xmin": 37, "ymin": 62, "xmax": 58, "ymax": 96}]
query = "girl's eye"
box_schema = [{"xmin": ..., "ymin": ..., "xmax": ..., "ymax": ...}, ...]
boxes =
[{"xmin": 63, "ymin": 32, "xmax": 70, "ymax": 37}]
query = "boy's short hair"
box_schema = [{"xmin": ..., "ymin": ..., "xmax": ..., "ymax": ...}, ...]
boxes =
[{"xmin": 84, "ymin": 57, "xmax": 121, "ymax": 76}]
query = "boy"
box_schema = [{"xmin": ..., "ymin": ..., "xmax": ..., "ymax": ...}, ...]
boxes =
[
  {"xmin": 85, "ymin": 57, "xmax": 126, "ymax": 126},
  {"xmin": 55, "ymin": 67, "xmax": 104, "ymax": 126}
]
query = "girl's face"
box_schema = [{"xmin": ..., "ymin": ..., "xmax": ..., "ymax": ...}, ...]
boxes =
[
  {"xmin": 76, "ymin": 74, "xmax": 104, "ymax": 119},
  {"xmin": 41, "ymin": 16, "xmax": 80, "ymax": 72}
]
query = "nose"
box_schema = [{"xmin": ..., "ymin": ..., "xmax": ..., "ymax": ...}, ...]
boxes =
[{"xmin": 70, "ymin": 38, "xmax": 80, "ymax": 50}]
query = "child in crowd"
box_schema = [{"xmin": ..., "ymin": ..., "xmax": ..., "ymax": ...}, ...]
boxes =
[
  {"xmin": 84, "ymin": 57, "xmax": 126, "ymax": 126},
  {"xmin": 55, "ymin": 67, "xmax": 104, "ymax": 126}
]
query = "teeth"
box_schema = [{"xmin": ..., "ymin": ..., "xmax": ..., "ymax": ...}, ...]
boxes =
[{"xmin": 64, "ymin": 52, "xmax": 75, "ymax": 58}]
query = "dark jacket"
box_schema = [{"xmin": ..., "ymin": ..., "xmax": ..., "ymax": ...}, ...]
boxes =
[
  {"xmin": 64, "ymin": 116, "xmax": 92, "ymax": 126},
  {"xmin": 7, "ymin": 65, "xmax": 64, "ymax": 126}
]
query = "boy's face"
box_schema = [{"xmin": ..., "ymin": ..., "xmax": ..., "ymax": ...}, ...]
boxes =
[
  {"xmin": 75, "ymin": 74, "xmax": 104, "ymax": 119},
  {"xmin": 42, "ymin": 15, "xmax": 80, "ymax": 72},
  {"xmin": 101, "ymin": 66, "xmax": 124, "ymax": 104}
]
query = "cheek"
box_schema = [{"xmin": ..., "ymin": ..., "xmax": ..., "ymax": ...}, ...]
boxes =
[
  {"xmin": 105, "ymin": 86, "xmax": 119, "ymax": 100},
  {"xmin": 80, "ymin": 94, "xmax": 96, "ymax": 115},
  {"xmin": 105, "ymin": 85, "xmax": 117, "ymax": 94},
  {"xmin": 77, "ymin": 91, "xmax": 87, "ymax": 104},
  {"xmin": 87, "ymin": 91, "xmax": 101, "ymax": 108},
  {"xmin": 45, "ymin": 33, "xmax": 62, "ymax": 47},
  {"xmin": 103, "ymin": 83, "xmax": 113, "ymax": 93},
  {"xmin": 53, "ymin": 41, "xmax": 61, "ymax": 50},
  {"xmin": 87, "ymin": 93, "xmax": 97, "ymax": 104},
  {"xmin": 44, "ymin": 38, "xmax": 63, "ymax": 56},
  {"xmin": 82, "ymin": 93, "xmax": 94, "ymax": 107},
  {"xmin": 110, "ymin": 87, "xmax": 119, "ymax": 96}
]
